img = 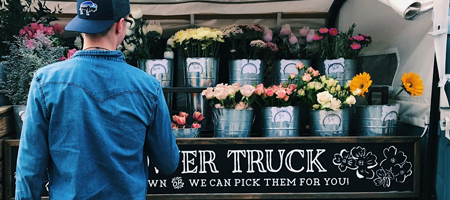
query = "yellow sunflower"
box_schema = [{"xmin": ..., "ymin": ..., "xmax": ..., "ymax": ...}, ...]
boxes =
[
  {"xmin": 401, "ymin": 72, "xmax": 424, "ymax": 97},
  {"xmin": 350, "ymin": 72, "xmax": 372, "ymax": 97}
]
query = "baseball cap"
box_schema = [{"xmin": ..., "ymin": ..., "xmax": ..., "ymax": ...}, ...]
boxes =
[{"xmin": 65, "ymin": 0, "xmax": 130, "ymax": 34}]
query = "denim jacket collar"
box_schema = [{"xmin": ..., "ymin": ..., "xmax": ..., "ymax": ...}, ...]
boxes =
[{"xmin": 71, "ymin": 50, "xmax": 126, "ymax": 62}]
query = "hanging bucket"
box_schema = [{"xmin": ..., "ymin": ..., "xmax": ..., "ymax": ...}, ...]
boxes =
[
  {"xmin": 356, "ymin": 104, "xmax": 399, "ymax": 136},
  {"xmin": 172, "ymin": 128, "xmax": 201, "ymax": 138},
  {"xmin": 185, "ymin": 57, "xmax": 218, "ymax": 87},
  {"xmin": 273, "ymin": 59, "xmax": 311, "ymax": 85},
  {"xmin": 260, "ymin": 106, "xmax": 301, "ymax": 137},
  {"xmin": 229, "ymin": 59, "xmax": 264, "ymax": 86},
  {"xmin": 310, "ymin": 108, "xmax": 350, "ymax": 136},
  {"xmin": 138, "ymin": 59, "xmax": 174, "ymax": 88},
  {"xmin": 212, "ymin": 108, "xmax": 253, "ymax": 137},
  {"xmin": 317, "ymin": 58, "xmax": 356, "ymax": 86}
]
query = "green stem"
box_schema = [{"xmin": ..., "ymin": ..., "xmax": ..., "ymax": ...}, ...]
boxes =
[{"xmin": 388, "ymin": 88, "xmax": 404, "ymax": 106}]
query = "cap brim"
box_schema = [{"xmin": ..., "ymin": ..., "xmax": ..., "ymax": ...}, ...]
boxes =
[{"xmin": 65, "ymin": 16, "xmax": 116, "ymax": 34}]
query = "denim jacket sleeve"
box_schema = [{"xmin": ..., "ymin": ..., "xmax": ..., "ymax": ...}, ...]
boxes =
[
  {"xmin": 145, "ymin": 86, "xmax": 180, "ymax": 175},
  {"xmin": 15, "ymin": 75, "xmax": 50, "ymax": 200}
]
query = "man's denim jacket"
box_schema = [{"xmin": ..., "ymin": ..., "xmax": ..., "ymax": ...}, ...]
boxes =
[{"xmin": 15, "ymin": 50, "xmax": 180, "ymax": 199}]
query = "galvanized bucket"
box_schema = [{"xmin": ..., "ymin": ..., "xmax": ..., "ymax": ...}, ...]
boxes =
[
  {"xmin": 273, "ymin": 59, "xmax": 312, "ymax": 85},
  {"xmin": 260, "ymin": 106, "xmax": 301, "ymax": 137},
  {"xmin": 229, "ymin": 59, "xmax": 265, "ymax": 86},
  {"xmin": 138, "ymin": 59, "xmax": 173, "ymax": 88},
  {"xmin": 356, "ymin": 104, "xmax": 399, "ymax": 136},
  {"xmin": 317, "ymin": 58, "xmax": 356, "ymax": 86},
  {"xmin": 185, "ymin": 57, "xmax": 218, "ymax": 87},
  {"xmin": 13, "ymin": 105, "xmax": 26, "ymax": 138},
  {"xmin": 172, "ymin": 128, "xmax": 201, "ymax": 138},
  {"xmin": 212, "ymin": 108, "xmax": 253, "ymax": 137},
  {"xmin": 310, "ymin": 108, "xmax": 350, "ymax": 136}
]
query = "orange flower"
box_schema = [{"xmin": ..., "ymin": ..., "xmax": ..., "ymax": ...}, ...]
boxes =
[
  {"xmin": 350, "ymin": 72, "xmax": 372, "ymax": 97},
  {"xmin": 401, "ymin": 72, "xmax": 424, "ymax": 97}
]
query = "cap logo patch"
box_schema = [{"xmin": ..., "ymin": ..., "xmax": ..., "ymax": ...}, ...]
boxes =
[{"xmin": 79, "ymin": 1, "xmax": 98, "ymax": 16}]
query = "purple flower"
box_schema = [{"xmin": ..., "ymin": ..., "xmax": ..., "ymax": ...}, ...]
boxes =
[
  {"xmin": 288, "ymin": 33, "xmax": 298, "ymax": 44},
  {"xmin": 280, "ymin": 24, "xmax": 292, "ymax": 36},
  {"xmin": 380, "ymin": 146, "xmax": 407, "ymax": 170},
  {"xmin": 350, "ymin": 146, "xmax": 377, "ymax": 179},
  {"xmin": 392, "ymin": 161, "xmax": 412, "ymax": 183}
]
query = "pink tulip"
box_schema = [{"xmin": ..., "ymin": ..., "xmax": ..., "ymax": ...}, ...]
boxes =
[
  {"xmin": 329, "ymin": 28, "xmax": 338, "ymax": 36},
  {"xmin": 265, "ymin": 88, "xmax": 274, "ymax": 97},
  {"xmin": 171, "ymin": 122, "xmax": 178, "ymax": 129},
  {"xmin": 280, "ymin": 24, "xmax": 292, "ymax": 36},
  {"xmin": 177, "ymin": 116, "xmax": 186, "ymax": 126},
  {"xmin": 306, "ymin": 33, "xmax": 315, "ymax": 43},
  {"xmin": 172, "ymin": 115, "xmax": 179, "ymax": 123},
  {"xmin": 263, "ymin": 32, "xmax": 273, "ymax": 42},
  {"xmin": 191, "ymin": 123, "xmax": 201, "ymax": 129},
  {"xmin": 350, "ymin": 43, "xmax": 361, "ymax": 50},
  {"xmin": 288, "ymin": 33, "xmax": 298, "ymax": 44},
  {"xmin": 179, "ymin": 111, "xmax": 189, "ymax": 118},
  {"xmin": 299, "ymin": 27, "xmax": 310, "ymax": 37},
  {"xmin": 193, "ymin": 111, "xmax": 204, "ymax": 123}
]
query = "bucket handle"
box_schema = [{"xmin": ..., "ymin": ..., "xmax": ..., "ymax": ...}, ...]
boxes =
[{"xmin": 367, "ymin": 86, "xmax": 389, "ymax": 105}]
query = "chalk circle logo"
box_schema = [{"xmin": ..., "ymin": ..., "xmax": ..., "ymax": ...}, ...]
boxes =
[
  {"xmin": 382, "ymin": 111, "xmax": 398, "ymax": 124},
  {"xmin": 241, "ymin": 63, "xmax": 259, "ymax": 75},
  {"xmin": 150, "ymin": 64, "xmax": 167, "ymax": 75},
  {"xmin": 172, "ymin": 177, "xmax": 184, "ymax": 190},
  {"xmin": 79, "ymin": 1, "xmax": 98, "ymax": 16},
  {"xmin": 327, "ymin": 63, "xmax": 345, "ymax": 74},
  {"xmin": 188, "ymin": 62, "xmax": 204, "ymax": 73},
  {"xmin": 323, "ymin": 114, "xmax": 341, "ymax": 126},
  {"xmin": 282, "ymin": 63, "xmax": 298, "ymax": 74},
  {"xmin": 273, "ymin": 110, "xmax": 293, "ymax": 123}
]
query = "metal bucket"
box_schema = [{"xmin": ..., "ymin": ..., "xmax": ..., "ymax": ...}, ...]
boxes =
[
  {"xmin": 213, "ymin": 108, "xmax": 253, "ymax": 137},
  {"xmin": 229, "ymin": 59, "xmax": 264, "ymax": 86},
  {"xmin": 185, "ymin": 57, "xmax": 218, "ymax": 87},
  {"xmin": 260, "ymin": 106, "xmax": 301, "ymax": 137},
  {"xmin": 187, "ymin": 92, "xmax": 213, "ymax": 130},
  {"xmin": 317, "ymin": 58, "xmax": 356, "ymax": 86},
  {"xmin": 138, "ymin": 59, "xmax": 173, "ymax": 88},
  {"xmin": 172, "ymin": 128, "xmax": 201, "ymax": 138},
  {"xmin": 273, "ymin": 59, "xmax": 311, "ymax": 85},
  {"xmin": 356, "ymin": 104, "xmax": 399, "ymax": 136},
  {"xmin": 310, "ymin": 108, "xmax": 350, "ymax": 136},
  {"xmin": 13, "ymin": 105, "xmax": 26, "ymax": 138}
]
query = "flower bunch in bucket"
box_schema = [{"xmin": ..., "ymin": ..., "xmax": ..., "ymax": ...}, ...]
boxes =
[
  {"xmin": 171, "ymin": 27, "xmax": 224, "ymax": 58},
  {"xmin": 295, "ymin": 63, "xmax": 356, "ymax": 110},
  {"xmin": 201, "ymin": 83, "xmax": 256, "ymax": 109},
  {"xmin": 171, "ymin": 111, "xmax": 204, "ymax": 129},
  {"xmin": 253, "ymin": 78, "xmax": 300, "ymax": 107},
  {"xmin": 269, "ymin": 24, "xmax": 316, "ymax": 59},
  {"xmin": 222, "ymin": 24, "xmax": 278, "ymax": 60},
  {"xmin": 313, "ymin": 23, "xmax": 372, "ymax": 60},
  {"xmin": 120, "ymin": 7, "xmax": 169, "ymax": 63}
]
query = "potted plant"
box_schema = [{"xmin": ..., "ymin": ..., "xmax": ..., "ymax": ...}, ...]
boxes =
[
  {"xmin": 270, "ymin": 24, "xmax": 317, "ymax": 85},
  {"xmin": 295, "ymin": 63, "xmax": 357, "ymax": 136},
  {"xmin": 121, "ymin": 7, "xmax": 174, "ymax": 88},
  {"xmin": 313, "ymin": 24, "xmax": 372, "ymax": 86},
  {"xmin": 202, "ymin": 83, "xmax": 256, "ymax": 137},
  {"xmin": 171, "ymin": 111, "xmax": 204, "ymax": 138},
  {"xmin": 171, "ymin": 27, "xmax": 224, "ymax": 88},
  {"xmin": 222, "ymin": 24, "xmax": 278, "ymax": 86},
  {"xmin": 352, "ymin": 71, "xmax": 424, "ymax": 136}
]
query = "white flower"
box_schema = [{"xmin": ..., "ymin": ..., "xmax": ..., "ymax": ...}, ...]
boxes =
[
  {"xmin": 240, "ymin": 85, "xmax": 255, "ymax": 97},
  {"xmin": 123, "ymin": 41, "xmax": 135, "ymax": 52},
  {"xmin": 74, "ymin": 36, "xmax": 82, "ymax": 49},
  {"xmin": 330, "ymin": 98, "xmax": 341, "ymax": 111},
  {"xmin": 317, "ymin": 91, "xmax": 333, "ymax": 108},
  {"xmin": 352, "ymin": 88, "xmax": 361, "ymax": 96},
  {"xmin": 130, "ymin": 6, "xmax": 143, "ymax": 19},
  {"xmin": 167, "ymin": 37, "xmax": 174, "ymax": 47},
  {"xmin": 126, "ymin": 29, "xmax": 133, "ymax": 36},
  {"xmin": 117, "ymin": 44, "xmax": 123, "ymax": 50},
  {"xmin": 164, "ymin": 50, "xmax": 174, "ymax": 59},
  {"xmin": 127, "ymin": 17, "xmax": 135, "ymax": 29},
  {"xmin": 314, "ymin": 82, "xmax": 323, "ymax": 90},
  {"xmin": 313, "ymin": 104, "xmax": 320, "ymax": 109},
  {"xmin": 346, "ymin": 95, "xmax": 356, "ymax": 106}
]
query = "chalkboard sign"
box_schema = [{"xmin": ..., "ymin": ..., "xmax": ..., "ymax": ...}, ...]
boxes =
[{"xmin": 3, "ymin": 137, "xmax": 420, "ymax": 200}]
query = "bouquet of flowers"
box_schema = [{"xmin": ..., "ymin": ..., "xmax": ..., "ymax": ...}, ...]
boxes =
[
  {"xmin": 350, "ymin": 71, "xmax": 424, "ymax": 106},
  {"xmin": 171, "ymin": 111, "xmax": 204, "ymax": 129},
  {"xmin": 269, "ymin": 24, "xmax": 316, "ymax": 59},
  {"xmin": 171, "ymin": 27, "xmax": 224, "ymax": 58},
  {"xmin": 120, "ymin": 7, "xmax": 169, "ymax": 62},
  {"xmin": 222, "ymin": 24, "xmax": 278, "ymax": 60},
  {"xmin": 313, "ymin": 24, "xmax": 372, "ymax": 60},
  {"xmin": 295, "ymin": 62, "xmax": 357, "ymax": 110},
  {"xmin": 201, "ymin": 83, "xmax": 256, "ymax": 109},
  {"xmin": 253, "ymin": 82, "xmax": 299, "ymax": 107}
]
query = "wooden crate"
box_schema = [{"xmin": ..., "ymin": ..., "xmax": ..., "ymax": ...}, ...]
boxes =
[{"xmin": 0, "ymin": 106, "xmax": 14, "ymax": 139}]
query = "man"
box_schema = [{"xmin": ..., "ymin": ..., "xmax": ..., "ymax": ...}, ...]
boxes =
[{"xmin": 15, "ymin": 0, "xmax": 180, "ymax": 199}]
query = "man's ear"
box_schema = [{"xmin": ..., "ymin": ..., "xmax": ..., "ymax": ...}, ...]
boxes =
[{"xmin": 116, "ymin": 18, "xmax": 125, "ymax": 34}]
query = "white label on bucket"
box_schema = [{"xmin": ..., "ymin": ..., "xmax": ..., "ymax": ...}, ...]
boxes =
[
  {"xmin": 280, "ymin": 60, "xmax": 298, "ymax": 75},
  {"xmin": 187, "ymin": 58, "xmax": 206, "ymax": 73},
  {"xmin": 324, "ymin": 58, "xmax": 345, "ymax": 75},
  {"xmin": 271, "ymin": 106, "xmax": 294, "ymax": 124},
  {"xmin": 320, "ymin": 110, "xmax": 342, "ymax": 126},
  {"xmin": 241, "ymin": 59, "xmax": 261, "ymax": 75},
  {"xmin": 381, "ymin": 105, "xmax": 399, "ymax": 122},
  {"xmin": 147, "ymin": 60, "xmax": 168, "ymax": 75}
]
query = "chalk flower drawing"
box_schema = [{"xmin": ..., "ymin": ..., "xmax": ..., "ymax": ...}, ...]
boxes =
[
  {"xmin": 172, "ymin": 177, "xmax": 184, "ymax": 189},
  {"xmin": 333, "ymin": 145, "xmax": 412, "ymax": 188}
]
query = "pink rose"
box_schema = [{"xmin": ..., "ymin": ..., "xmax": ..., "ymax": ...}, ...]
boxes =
[
  {"xmin": 265, "ymin": 88, "xmax": 274, "ymax": 97},
  {"xmin": 329, "ymin": 28, "xmax": 338, "ymax": 36},
  {"xmin": 201, "ymin": 87, "xmax": 215, "ymax": 99},
  {"xmin": 319, "ymin": 28, "xmax": 329, "ymax": 34},
  {"xmin": 308, "ymin": 66, "xmax": 314, "ymax": 73},
  {"xmin": 302, "ymin": 73, "xmax": 312, "ymax": 82},
  {"xmin": 176, "ymin": 117, "xmax": 186, "ymax": 126},
  {"xmin": 191, "ymin": 123, "xmax": 201, "ymax": 129},
  {"xmin": 296, "ymin": 62, "xmax": 304, "ymax": 70},
  {"xmin": 288, "ymin": 33, "xmax": 298, "ymax": 44},
  {"xmin": 276, "ymin": 89, "xmax": 286, "ymax": 99},
  {"xmin": 313, "ymin": 70, "xmax": 320, "ymax": 77},
  {"xmin": 214, "ymin": 87, "xmax": 228, "ymax": 100},
  {"xmin": 306, "ymin": 31, "xmax": 315, "ymax": 43},
  {"xmin": 225, "ymin": 86, "xmax": 237, "ymax": 97},
  {"xmin": 286, "ymin": 88, "xmax": 293, "ymax": 95},
  {"xmin": 280, "ymin": 24, "xmax": 292, "ymax": 36},
  {"xmin": 299, "ymin": 27, "xmax": 310, "ymax": 37},
  {"xmin": 240, "ymin": 85, "xmax": 255, "ymax": 97},
  {"xmin": 284, "ymin": 95, "xmax": 289, "ymax": 102},
  {"xmin": 234, "ymin": 102, "xmax": 248, "ymax": 110},
  {"xmin": 289, "ymin": 73, "xmax": 296, "ymax": 80},
  {"xmin": 289, "ymin": 84, "xmax": 297, "ymax": 91},
  {"xmin": 350, "ymin": 43, "xmax": 361, "ymax": 50},
  {"xmin": 255, "ymin": 83, "xmax": 264, "ymax": 95},
  {"xmin": 313, "ymin": 34, "xmax": 323, "ymax": 41},
  {"xmin": 179, "ymin": 111, "xmax": 189, "ymax": 118},
  {"xmin": 193, "ymin": 111, "xmax": 204, "ymax": 123}
]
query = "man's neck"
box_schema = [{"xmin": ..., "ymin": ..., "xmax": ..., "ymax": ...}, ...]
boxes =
[{"xmin": 83, "ymin": 35, "xmax": 117, "ymax": 51}]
